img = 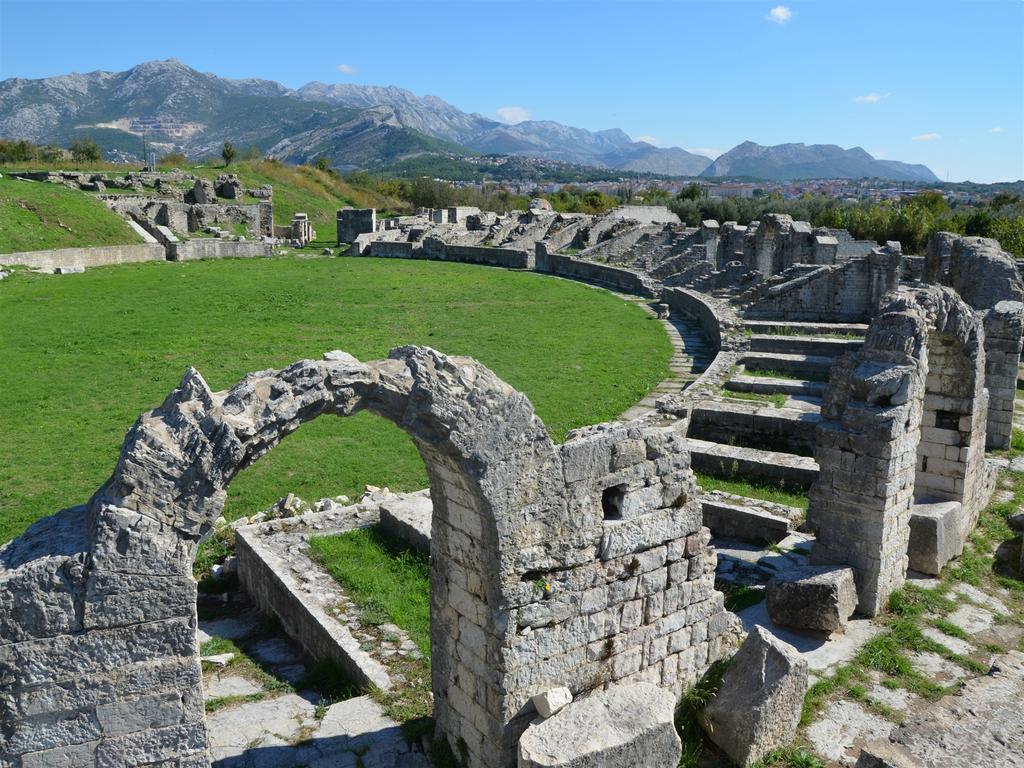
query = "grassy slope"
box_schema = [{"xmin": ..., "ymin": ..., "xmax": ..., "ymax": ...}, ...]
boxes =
[
  {"xmin": 0, "ymin": 257, "xmax": 671, "ymax": 544},
  {"xmin": 0, "ymin": 176, "xmax": 143, "ymax": 254},
  {"xmin": 190, "ymin": 160, "xmax": 409, "ymax": 236}
]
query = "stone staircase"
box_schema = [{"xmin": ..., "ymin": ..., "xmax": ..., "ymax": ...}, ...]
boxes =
[{"xmin": 620, "ymin": 301, "xmax": 714, "ymax": 420}]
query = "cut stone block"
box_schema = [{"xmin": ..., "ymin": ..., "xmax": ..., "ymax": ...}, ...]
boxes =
[
  {"xmin": 379, "ymin": 493, "xmax": 432, "ymax": 554},
  {"xmin": 907, "ymin": 500, "xmax": 964, "ymax": 575},
  {"xmin": 766, "ymin": 565, "xmax": 857, "ymax": 633},
  {"xmin": 702, "ymin": 499, "xmax": 791, "ymax": 544},
  {"xmin": 701, "ymin": 626, "xmax": 808, "ymax": 767},
  {"xmin": 531, "ymin": 687, "xmax": 573, "ymax": 719},
  {"xmin": 518, "ymin": 682, "xmax": 680, "ymax": 768}
]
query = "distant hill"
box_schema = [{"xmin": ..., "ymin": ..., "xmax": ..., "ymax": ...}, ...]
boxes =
[
  {"xmin": 700, "ymin": 141, "xmax": 938, "ymax": 182},
  {"xmin": 0, "ymin": 60, "xmax": 936, "ymax": 182}
]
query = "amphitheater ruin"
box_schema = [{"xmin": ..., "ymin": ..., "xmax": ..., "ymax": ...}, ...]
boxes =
[{"xmin": 3, "ymin": 179, "xmax": 1024, "ymax": 767}]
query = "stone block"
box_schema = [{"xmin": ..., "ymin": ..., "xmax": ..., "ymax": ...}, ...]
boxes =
[
  {"xmin": 701, "ymin": 626, "xmax": 808, "ymax": 767},
  {"xmin": 766, "ymin": 565, "xmax": 858, "ymax": 633},
  {"xmin": 907, "ymin": 500, "xmax": 964, "ymax": 575},
  {"xmin": 517, "ymin": 682, "xmax": 680, "ymax": 768},
  {"xmin": 531, "ymin": 687, "xmax": 573, "ymax": 719}
]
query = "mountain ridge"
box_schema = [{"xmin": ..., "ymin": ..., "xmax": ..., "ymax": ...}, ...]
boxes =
[{"xmin": 0, "ymin": 59, "xmax": 937, "ymax": 181}]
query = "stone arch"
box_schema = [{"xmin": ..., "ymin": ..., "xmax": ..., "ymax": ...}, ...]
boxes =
[
  {"xmin": 2, "ymin": 345, "xmax": 735, "ymax": 768},
  {"xmin": 807, "ymin": 286, "xmax": 991, "ymax": 615}
]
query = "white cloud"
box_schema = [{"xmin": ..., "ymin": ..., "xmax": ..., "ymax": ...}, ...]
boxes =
[
  {"xmin": 496, "ymin": 106, "xmax": 531, "ymax": 124},
  {"xmin": 336, "ymin": 63, "xmax": 357, "ymax": 74},
  {"xmin": 990, "ymin": 126, "xmax": 1004, "ymax": 133},
  {"xmin": 853, "ymin": 92, "xmax": 890, "ymax": 104},
  {"xmin": 766, "ymin": 5, "xmax": 792, "ymax": 23},
  {"xmin": 912, "ymin": 132, "xmax": 941, "ymax": 142},
  {"xmin": 687, "ymin": 147, "xmax": 724, "ymax": 159},
  {"xmin": 634, "ymin": 135, "xmax": 663, "ymax": 147}
]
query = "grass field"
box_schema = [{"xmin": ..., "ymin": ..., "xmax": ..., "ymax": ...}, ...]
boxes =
[
  {"xmin": 0, "ymin": 256, "xmax": 671, "ymax": 544},
  {"xmin": 0, "ymin": 176, "xmax": 143, "ymax": 253}
]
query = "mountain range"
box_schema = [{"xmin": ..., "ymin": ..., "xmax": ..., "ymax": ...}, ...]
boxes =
[{"xmin": 0, "ymin": 59, "xmax": 938, "ymax": 182}]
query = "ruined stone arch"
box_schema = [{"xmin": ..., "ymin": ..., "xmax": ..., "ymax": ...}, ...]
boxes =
[
  {"xmin": 3, "ymin": 345, "xmax": 734, "ymax": 768},
  {"xmin": 807, "ymin": 286, "xmax": 992, "ymax": 615}
]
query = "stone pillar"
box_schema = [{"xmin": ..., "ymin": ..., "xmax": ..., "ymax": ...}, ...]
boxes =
[
  {"xmin": 813, "ymin": 235, "xmax": 839, "ymax": 265},
  {"xmin": 700, "ymin": 220, "xmax": 719, "ymax": 266},
  {"xmin": 983, "ymin": 302, "xmax": 1024, "ymax": 449}
]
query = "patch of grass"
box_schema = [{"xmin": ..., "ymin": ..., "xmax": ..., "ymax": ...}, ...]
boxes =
[
  {"xmin": 0, "ymin": 176, "xmax": 143, "ymax": 253},
  {"xmin": 719, "ymin": 582, "xmax": 765, "ymax": 613},
  {"xmin": 310, "ymin": 526, "xmax": 431, "ymax": 653},
  {"xmin": 742, "ymin": 367, "xmax": 806, "ymax": 382},
  {"xmin": 675, "ymin": 661, "xmax": 728, "ymax": 768},
  {"xmin": 720, "ymin": 388, "xmax": 787, "ymax": 408},
  {"xmin": 0, "ymin": 257, "xmax": 671, "ymax": 544},
  {"xmin": 755, "ymin": 746, "xmax": 827, "ymax": 768},
  {"xmin": 694, "ymin": 471, "xmax": 809, "ymax": 511}
]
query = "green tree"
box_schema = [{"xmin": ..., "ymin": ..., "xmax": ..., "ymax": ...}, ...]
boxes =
[
  {"xmin": 69, "ymin": 137, "xmax": 102, "ymax": 164},
  {"xmin": 221, "ymin": 141, "xmax": 236, "ymax": 167},
  {"xmin": 314, "ymin": 156, "xmax": 332, "ymax": 173},
  {"xmin": 676, "ymin": 183, "xmax": 706, "ymax": 202}
]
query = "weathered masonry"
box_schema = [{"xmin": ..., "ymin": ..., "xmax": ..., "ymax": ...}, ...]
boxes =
[{"xmin": 0, "ymin": 347, "xmax": 734, "ymax": 768}]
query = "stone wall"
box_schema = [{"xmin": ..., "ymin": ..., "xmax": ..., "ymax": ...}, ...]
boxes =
[
  {"xmin": 807, "ymin": 287, "xmax": 990, "ymax": 615},
  {"xmin": 924, "ymin": 233, "xmax": 1024, "ymax": 449},
  {"xmin": 0, "ymin": 242, "xmax": 166, "ymax": 270},
  {"xmin": 170, "ymin": 239, "xmax": 273, "ymax": 261},
  {"xmin": 363, "ymin": 238, "xmax": 533, "ymax": 269},
  {"xmin": 0, "ymin": 347, "xmax": 733, "ymax": 768},
  {"xmin": 743, "ymin": 244, "xmax": 902, "ymax": 323},
  {"xmin": 337, "ymin": 208, "xmax": 376, "ymax": 244},
  {"xmin": 536, "ymin": 243, "xmax": 658, "ymax": 297}
]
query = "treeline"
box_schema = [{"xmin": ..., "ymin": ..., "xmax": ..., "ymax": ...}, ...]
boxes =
[
  {"xmin": 0, "ymin": 137, "xmax": 102, "ymax": 164},
  {"xmin": 342, "ymin": 173, "xmax": 619, "ymax": 215},
  {"xmin": 668, "ymin": 187, "xmax": 1024, "ymax": 258}
]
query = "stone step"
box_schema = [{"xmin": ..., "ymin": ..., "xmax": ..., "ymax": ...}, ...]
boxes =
[
  {"xmin": 688, "ymin": 400, "xmax": 821, "ymax": 457},
  {"xmin": 748, "ymin": 334, "xmax": 863, "ymax": 357},
  {"xmin": 725, "ymin": 375, "xmax": 827, "ymax": 398},
  {"xmin": 741, "ymin": 352, "xmax": 834, "ymax": 382},
  {"xmin": 683, "ymin": 437, "xmax": 819, "ymax": 490},
  {"xmin": 742, "ymin": 320, "xmax": 868, "ymax": 337}
]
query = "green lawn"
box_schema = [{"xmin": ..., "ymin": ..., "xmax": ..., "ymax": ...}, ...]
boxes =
[
  {"xmin": 0, "ymin": 256, "xmax": 671, "ymax": 544},
  {"xmin": 694, "ymin": 471, "xmax": 810, "ymax": 510},
  {"xmin": 0, "ymin": 176, "xmax": 143, "ymax": 254},
  {"xmin": 310, "ymin": 527, "xmax": 431, "ymax": 653}
]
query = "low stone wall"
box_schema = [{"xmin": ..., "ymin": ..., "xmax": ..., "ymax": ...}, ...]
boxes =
[
  {"xmin": 535, "ymin": 243, "xmax": 658, "ymax": 297},
  {"xmin": 170, "ymin": 239, "xmax": 273, "ymax": 261},
  {"xmin": 661, "ymin": 288, "xmax": 750, "ymax": 401},
  {"xmin": 363, "ymin": 239, "xmax": 532, "ymax": 268},
  {"xmin": 234, "ymin": 501, "xmax": 396, "ymax": 692},
  {"xmin": 0, "ymin": 242, "xmax": 166, "ymax": 270}
]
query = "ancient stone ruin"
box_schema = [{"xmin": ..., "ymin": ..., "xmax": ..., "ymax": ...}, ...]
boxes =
[
  {"xmin": 4, "ymin": 199, "xmax": 1024, "ymax": 766},
  {"xmin": 1, "ymin": 347, "xmax": 736, "ymax": 767}
]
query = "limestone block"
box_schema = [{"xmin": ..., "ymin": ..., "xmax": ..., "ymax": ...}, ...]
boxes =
[
  {"xmin": 517, "ymin": 682, "xmax": 680, "ymax": 768},
  {"xmin": 765, "ymin": 565, "xmax": 858, "ymax": 633},
  {"xmin": 531, "ymin": 687, "xmax": 573, "ymax": 719},
  {"xmin": 701, "ymin": 626, "xmax": 808, "ymax": 767},
  {"xmin": 907, "ymin": 500, "xmax": 963, "ymax": 575}
]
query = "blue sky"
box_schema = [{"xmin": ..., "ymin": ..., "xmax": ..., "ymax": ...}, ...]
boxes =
[{"xmin": 1, "ymin": 0, "xmax": 1021, "ymax": 183}]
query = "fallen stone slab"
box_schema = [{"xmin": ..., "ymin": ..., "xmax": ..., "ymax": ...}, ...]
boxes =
[
  {"xmin": 806, "ymin": 700, "xmax": 894, "ymax": 766},
  {"xmin": 907, "ymin": 500, "xmax": 963, "ymax": 575},
  {"xmin": 518, "ymin": 682, "xmax": 680, "ymax": 768},
  {"xmin": 702, "ymin": 497, "xmax": 791, "ymax": 544},
  {"xmin": 378, "ymin": 491, "xmax": 432, "ymax": 553},
  {"xmin": 702, "ymin": 625, "xmax": 808, "ymax": 767},
  {"xmin": 766, "ymin": 565, "xmax": 857, "ymax": 634},
  {"xmin": 854, "ymin": 740, "xmax": 926, "ymax": 768}
]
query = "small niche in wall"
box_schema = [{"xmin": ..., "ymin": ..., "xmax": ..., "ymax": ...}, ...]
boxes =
[
  {"xmin": 602, "ymin": 484, "xmax": 626, "ymax": 521},
  {"xmin": 935, "ymin": 410, "xmax": 961, "ymax": 431}
]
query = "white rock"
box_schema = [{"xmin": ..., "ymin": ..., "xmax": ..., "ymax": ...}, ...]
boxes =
[{"xmin": 532, "ymin": 686, "xmax": 573, "ymax": 718}]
